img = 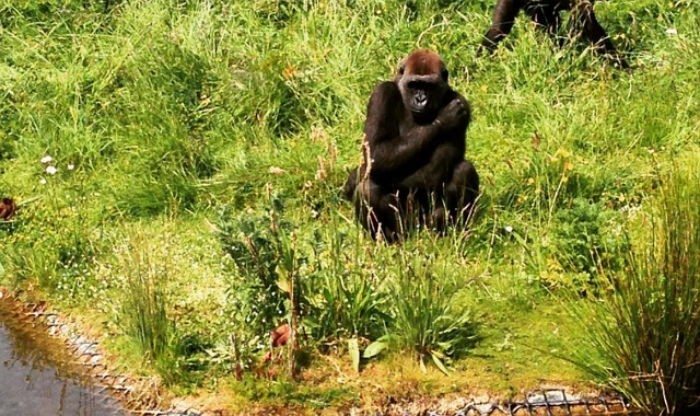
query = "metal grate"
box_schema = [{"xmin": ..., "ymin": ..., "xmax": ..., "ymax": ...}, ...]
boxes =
[{"xmin": 445, "ymin": 389, "xmax": 639, "ymax": 416}]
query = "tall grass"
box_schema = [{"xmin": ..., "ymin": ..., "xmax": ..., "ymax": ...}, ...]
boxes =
[
  {"xmin": 306, "ymin": 225, "xmax": 389, "ymax": 342},
  {"xmin": 123, "ymin": 262, "xmax": 170, "ymax": 361},
  {"xmin": 364, "ymin": 253, "xmax": 478, "ymax": 374},
  {"xmin": 570, "ymin": 160, "xmax": 700, "ymax": 415},
  {"xmin": 117, "ymin": 231, "xmax": 177, "ymax": 381}
]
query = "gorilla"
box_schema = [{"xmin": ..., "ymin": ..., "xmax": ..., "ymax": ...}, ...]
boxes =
[
  {"xmin": 343, "ymin": 50, "xmax": 479, "ymax": 242},
  {"xmin": 480, "ymin": 0, "xmax": 627, "ymax": 68}
]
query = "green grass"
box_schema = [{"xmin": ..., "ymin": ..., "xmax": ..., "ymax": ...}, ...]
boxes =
[
  {"xmin": 568, "ymin": 159, "xmax": 700, "ymax": 415},
  {"xmin": 0, "ymin": 0, "xmax": 698, "ymax": 413}
]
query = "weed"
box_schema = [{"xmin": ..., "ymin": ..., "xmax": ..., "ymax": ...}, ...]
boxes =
[
  {"xmin": 548, "ymin": 198, "xmax": 630, "ymax": 290},
  {"xmin": 306, "ymin": 225, "xmax": 389, "ymax": 343},
  {"xmin": 115, "ymin": 230, "xmax": 208, "ymax": 385},
  {"xmin": 118, "ymin": 233, "xmax": 173, "ymax": 364},
  {"xmin": 217, "ymin": 198, "xmax": 292, "ymax": 342}
]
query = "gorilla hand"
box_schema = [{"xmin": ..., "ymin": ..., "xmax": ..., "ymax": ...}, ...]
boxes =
[{"xmin": 437, "ymin": 98, "xmax": 469, "ymax": 131}]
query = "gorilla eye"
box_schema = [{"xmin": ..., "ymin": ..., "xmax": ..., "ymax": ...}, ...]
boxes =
[{"xmin": 408, "ymin": 80, "xmax": 432, "ymax": 90}]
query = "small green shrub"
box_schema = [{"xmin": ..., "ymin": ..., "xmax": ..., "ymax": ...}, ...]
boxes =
[
  {"xmin": 367, "ymin": 254, "xmax": 478, "ymax": 373},
  {"xmin": 551, "ymin": 198, "xmax": 629, "ymax": 280},
  {"xmin": 216, "ymin": 198, "xmax": 293, "ymax": 349},
  {"xmin": 569, "ymin": 161, "xmax": 700, "ymax": 415},
  {"xmin": 305, "ymin": 227, "xmax": 389, "ymax": 342}
]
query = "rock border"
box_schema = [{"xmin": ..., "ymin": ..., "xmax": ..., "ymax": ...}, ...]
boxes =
[
  {"xmin": 0, "ymin": 288, "xmax": 201, "ymax": 416},
  {"xmin": 372, "ymin": 388, "xmax": 641, "ymax": 416}
]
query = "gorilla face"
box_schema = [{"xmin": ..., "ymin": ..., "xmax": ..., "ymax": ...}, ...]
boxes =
[{"xmin": 396, "ymin": 51, "xmax": 450, "ymax": 120}]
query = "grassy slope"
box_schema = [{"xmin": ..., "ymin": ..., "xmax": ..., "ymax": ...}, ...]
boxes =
[{"xmin": 1, "ymin": 0, "xmax": 698, "ymax": 411}]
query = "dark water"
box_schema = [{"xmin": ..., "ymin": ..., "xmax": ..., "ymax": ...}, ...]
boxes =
[{"xmin": 0, "ymin": 302, "xmax": 125, "ymax": 416}]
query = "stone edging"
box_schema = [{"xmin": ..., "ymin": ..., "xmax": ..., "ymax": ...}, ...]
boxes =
[
  {"xmin": 374, "ymin": 389, "xmax": 640, "ymax": 416},
  {"xmin": 0, "ymin": 288, "xmax": 201, "ymax": 416}
]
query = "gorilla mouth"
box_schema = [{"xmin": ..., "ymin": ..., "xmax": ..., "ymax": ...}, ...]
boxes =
[{"xmin": 412, "ymin": 89, "xmax": 429, "ymax": 113}]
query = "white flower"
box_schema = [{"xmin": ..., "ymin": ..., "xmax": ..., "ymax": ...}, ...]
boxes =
[
  {"xmin": 67, "ymin": 164, "xmax": 75, "ymax": 171},
  {"xmin": 666, "ymin": 28, "xmax": 678, "ymax": 36},
  {"xmin": 40, "ymin": 178, "xmax": 47, "ymax": 185},
  {"xmin": 504, "ymin": 225, "xmax": 514, "ymax": 233},
  {"xmin": 45, "ymin": 166, "xmax": 58, "ymax": 175},
  {"xmin": 40, "ymin": 155, "xmax": 53, "ymax": 164}
]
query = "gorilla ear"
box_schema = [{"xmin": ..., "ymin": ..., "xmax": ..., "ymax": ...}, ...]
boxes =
[{"xmin": 441, "ymin": 67, "xmax": 449, "ymax": 82}]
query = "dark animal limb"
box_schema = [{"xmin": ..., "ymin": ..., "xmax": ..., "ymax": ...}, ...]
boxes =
[
  {"xmin": 480, "ymin": 0, "xmax": 628, "ymax": 67},
  {"xmin": 480, "ymin": 0, "xmax": 522, "ymax": 53},
  {"xmin": 0, "ymin": 198, "xmax": 16, "ymax": 220}
]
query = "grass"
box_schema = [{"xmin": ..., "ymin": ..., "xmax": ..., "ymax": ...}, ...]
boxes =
[
  {"xmin": 364, "ymin": 253, "xmax": 478, "ymax": 374},
  {"xmin": 0, "ymin": 0, "xmax": 698, "ymax": 413},
  {"xmin": 568, "ymin": 160, "xmax": 700, "ymax": 415}
]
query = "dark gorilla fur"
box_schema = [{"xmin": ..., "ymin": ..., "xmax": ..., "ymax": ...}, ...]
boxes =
[
  {"xmin": 480, "ymin": 0, "xmax": 627, "ymax": 68},
  {"xmin": 343, "ymin": 50, "xmax": 479, "ymax": 243},
  {"xmin": 0, "ymin": 198, "xmax": 16, "ymax": 220}
]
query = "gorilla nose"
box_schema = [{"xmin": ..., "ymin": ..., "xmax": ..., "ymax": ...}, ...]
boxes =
[{"xmin": 415, "ymin": 91, "xmax": 428, "ymax": 108}]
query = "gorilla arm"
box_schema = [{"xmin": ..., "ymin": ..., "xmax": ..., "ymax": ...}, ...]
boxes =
[
  {"xmin": 398, "ymin": 95, "xmax": 471, "ymax": 190},
  {"xmin": 481, "ymin": 0, "xmax": 522, "ymax": 53},
  {"xmin": 344, "ymin": 86, "xmax": 470, "ymax": 199},
  {"xmin": 363, "ymin": 82, "xmax": 445, "ymax": 181}
]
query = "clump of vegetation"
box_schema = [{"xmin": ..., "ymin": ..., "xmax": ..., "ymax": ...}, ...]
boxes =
[
  {"xmin": 216, "ymin": 203, "xmax": 475, "ymax": 375},
  {"xmin": 114, "ymin": 229, "xmax": 217, "ymax": 386},
  {"xmin": 218, "ymin": 199, "xmax": 292, "ymax": 341},
  {"xmin": 116, "ymin": 232, "xmax": 182, "ymax": 383},
  {"xmin": 548, "ymin": 197, "xmax": 630, "ymax": 290},
  {"xmin": 365, "ymin": 254, "xmax": 478, "ymax": 374},
  {"xmin": 118, "ymin": 233, "xmax": 172, "ymax": 369},
  {"xmin": 305, "ymin": 227, "xmax": 389, "ymax": 344},
  {"xmin": 570, "ymin": 159, "xmax": 700, "ymax": 415},
  {"xmin": 215, "ymin": 196, "xmax": 307, "ymax": 376}
]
